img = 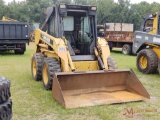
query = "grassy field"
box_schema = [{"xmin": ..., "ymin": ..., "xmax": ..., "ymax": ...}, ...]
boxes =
[{"xmin": 0, "ymin": 43, "xmax": 160, "ymax": 120}]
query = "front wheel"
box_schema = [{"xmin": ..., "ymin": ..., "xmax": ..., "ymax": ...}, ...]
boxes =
[
  {"xmin": 136, "ymin": 49, "xmax": 158, "ymax": 74},
  {"xmin": 31, "ymin": 53, "xmax": 44, "ymax": 81},
  {"xmin": 42, "ymin": 58, "xmax": 61, "ymax": 90}
]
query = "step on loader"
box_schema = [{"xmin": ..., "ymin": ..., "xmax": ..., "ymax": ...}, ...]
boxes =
[{"xmin": 31, "ymin": 4, "xmax": 149, "ymax": 108}]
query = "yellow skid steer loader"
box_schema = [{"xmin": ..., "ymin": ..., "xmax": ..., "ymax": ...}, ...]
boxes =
[{"xmin": 31, "ymin": 4, "xmax": 149, "ymax": 108}]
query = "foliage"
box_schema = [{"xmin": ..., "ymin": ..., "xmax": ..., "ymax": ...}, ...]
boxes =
[{"xmin": 1, "ymin": 0, "xmax": 160, "ymax": 30}]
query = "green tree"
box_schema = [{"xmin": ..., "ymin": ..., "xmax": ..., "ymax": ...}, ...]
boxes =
[
  {"xmin": 1, "ymin": 0, "xmax": 160, "ymax": 30},
  {"xmin": 0, "ymin": 0, "xmax": 6, "ymax": 18}
]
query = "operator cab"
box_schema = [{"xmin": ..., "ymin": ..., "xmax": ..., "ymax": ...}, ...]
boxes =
[
  {"xmin": 140, "ymin": 12, "xmax": 160, "ymax": 35},
  {"xmin": 63, "ymin": 15, "xmax": 92, "ymax": 55},
  {"xmin": 143, "ymin": 18, "xmax": 153, "ymax": 32},
  {"xmin": 60, "ymin": 4, "xmax": 97, "ymax": 56},
  {"xmin": 42, "ymin": 4, "xmax": 97, "ymax": 57}
]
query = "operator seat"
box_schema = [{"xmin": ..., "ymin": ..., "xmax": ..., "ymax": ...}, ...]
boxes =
[{"xmin": 64, "ymin": 32, "xmax": 80, "ymax": 55}]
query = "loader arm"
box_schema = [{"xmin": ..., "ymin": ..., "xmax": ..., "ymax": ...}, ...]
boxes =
[
  {"xmin": 34, "ymin": 29, "xmax": 75, "ymax": 72},
  {"xmin": 97, "ymin": 37, "xmax": 110, "ymax": 70}
]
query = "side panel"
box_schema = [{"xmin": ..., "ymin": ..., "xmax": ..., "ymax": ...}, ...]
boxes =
[
  {"xmin": 105, "ymin": 23, "xmax": 133, "ymax": 32},
  {"xmin": 105, "ymin": 31, "xmax": 133, "ymax": 42},
  {"xmin": 0, "ymin": 22, "xmax": 29, "ymax": 40},
  {"xmin": 132, "ymin": 31, "xmax": 160, "ymax": 54},
  {"xmin": 104, "ymin": 23, "xmax": 134, "ymax": 43},
  {"xmin": 73, "ymin": 61, "xmax": 99, "ymax": 71}
]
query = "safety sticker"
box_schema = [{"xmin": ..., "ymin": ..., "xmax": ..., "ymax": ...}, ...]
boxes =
[
  {"xmin": 145, "ymin": 37, "xmax": 148, "ymax": 40},
  {"xmin": 136, "ymin": 35, "xmax": 142, "ymax": 39},
  {"xmin": 58, "ymin": 47, "xmax": 66, "ymax": 52},
  {"xmin": 153, "ymin": 37, "xmax": 160, "ymax": 43},
  {"xmin": 42, "ymin": 35, "xmax": 51, "ymax": 43}
]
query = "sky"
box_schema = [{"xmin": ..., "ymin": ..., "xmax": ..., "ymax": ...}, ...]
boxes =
[
  {"xmin": 114, "ymin": 0, "xmax": 160, "ymax": 4},
  {"xmin": 4, "ymin": 0, "xmax": 160, "ymax": 4}
]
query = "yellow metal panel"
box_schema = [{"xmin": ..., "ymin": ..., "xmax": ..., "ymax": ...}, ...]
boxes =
[
  {"xmin": 33, "ymin": 29, "xmax": 71, "ymax": 72},
  {"xmin": 67, "ymin": 52, "xmax": 75, "ymax": 71},
  {"xmin": 43, "ymin": 50, "xmax": 59, "ymax": 59},
  {"xmin": 73, "ymin": 61, "xmax": 99, "ymax": 71},
  {"xmin": 97, "ymin": 38, "xmax": 110, "ymax": 70},
  {"xmin": 152, "ymin": 47, "xmax": 160, "ymax": 59},
  {"xmin": 149, "ymin": 12, "xmax": 158, "ymax": 35}
]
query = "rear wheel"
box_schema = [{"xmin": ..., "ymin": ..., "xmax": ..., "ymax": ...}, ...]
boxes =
[
  {"xmin": 31, "ymin": 53, "xmax": 44, "ymax": 81},
  {"xmin": 122, "ymin": 44, "xmax": 132, "ymax": 55},
  {"xmin": 109, "ymin": 47, "xmax": 113, "ymax": 51},
  {"xmin": 158, "ymin": 60, "xmax": 160, "ymax": 74},
  {"xmin": 14, "ymin": 49, "xmax": 25, "ymax": 54},
  {"xmin": 42, "ymin": 58, "xmax": 61, "ymax": 90},
  {"xmin": 108, "ymin": 42, "xmax": 113, "ymax": 51},
  {"xmin": 136, "ymin": 49, "xmax": 158, "ymax": 74},
  {"xmin": 14, "ymin": 44, "xmax": 26, "ymax": 54},
  {"xmin": 107, "ymin": 56, "xmax": 118, "ymax": 69}
]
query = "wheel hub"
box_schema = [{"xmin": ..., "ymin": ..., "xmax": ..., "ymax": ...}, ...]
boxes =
[
  {"xmin": 123, "ymin": 47, "xmax": 127, "ymax": 54},
  {"xmin": 32, "ymin": 60, "xmax": 37, "ymax": 76},
  {"xmin": 140, "ymin": 56, "xmax": 147, "ymax": 69},
  {"xmin": 43, "ymin": 64, "xmax": 48, "ymax": 85}
]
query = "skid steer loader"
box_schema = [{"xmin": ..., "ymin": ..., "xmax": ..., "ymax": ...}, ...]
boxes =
[
  {"xmin": 133, "ymin": 12, "xmax": 160, "ymax": 74},
  {"xmin": 31, "ymin": 4, "xmax": 149, "ymax": 108}
]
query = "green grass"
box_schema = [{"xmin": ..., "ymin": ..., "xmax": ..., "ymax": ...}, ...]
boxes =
[{"xmin": 0, "ymin": 44, "xmax": 160, "ymax": 120}]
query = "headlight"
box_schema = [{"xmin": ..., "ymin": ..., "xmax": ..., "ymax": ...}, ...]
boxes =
[
  {"xmin": 91, "ymin": 6, "xmax": 97, "ymax": 11},
  {"xmin": 60, "ymin": 4, "xmax": 66, "ymax": 9}
]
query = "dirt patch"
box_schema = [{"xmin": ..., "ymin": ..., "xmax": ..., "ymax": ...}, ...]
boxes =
[{"xmin": 146, "ymin": 96, "xmax": 158, "ymax": 103}]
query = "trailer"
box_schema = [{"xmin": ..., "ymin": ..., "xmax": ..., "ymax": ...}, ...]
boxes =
[
  {"xmin": 97, "ymin": 23, "xmax": 134, "ymax": 55},
  {"xmin": 0, "ymin": 21, "xmax": 30, "ymax": 54}
]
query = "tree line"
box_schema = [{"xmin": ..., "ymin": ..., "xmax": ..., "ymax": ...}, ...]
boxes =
[{"xmin": 0, "ymin": 0, "xmax": 160, "ymax": 30}]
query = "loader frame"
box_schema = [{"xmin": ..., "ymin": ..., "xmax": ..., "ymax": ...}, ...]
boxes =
[
  {"xmin": 133, "ymin": 12, "xmax": 160, "ymax": 74},
  {"xmin": 31, "ymin": 3, "xmax": 150, "ymax": 108}
]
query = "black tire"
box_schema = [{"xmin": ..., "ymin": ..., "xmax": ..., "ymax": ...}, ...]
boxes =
[
  {"xmin": 14, "ymin": 49, "xmax": 25, "ymax": 54},
  {"xmin": 109, "ymin": 47, "xmax": 113, "ymax": 51},
  {"xmin": 108, "ymin": 42, "xmax": 113, "ymax": 51},
  {"xmin": 42, "ymin": 58, "xmax": 61, "ymax": 90},
  {"xmin": 0, "ymin": 77, "xmax": 10, "ymax": 104},
  {"xmin": 31, "ymin": 53, "xmax": 44, "ymax": 81},
  {"xmin": 107, "ymin": 56, "xmax": 118, "ymax": 69},
  {"xmin": 122, "ymin": 44, "xmax": 132, "ymax": 55},
  {"xmin": 14, "ymin": 44, "xmax": 26, "ymax": 54},
  {"xmin": 158, "ymin": 60, "xmax": 160, "ymax": 74},
  {"xmin": 0, "ymin": 99, "xmax": 12, "ymax": 120},
  {"xmin": 136, "ymin": 49, "xmax": 158, "ymax": 74}
]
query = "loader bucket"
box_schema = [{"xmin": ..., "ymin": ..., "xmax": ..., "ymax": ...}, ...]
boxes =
[{"xmin": 52, "ymin": 69, "xmax": 150, "ymax": 108}]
